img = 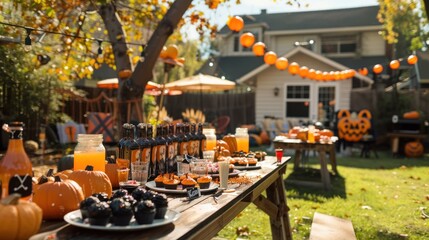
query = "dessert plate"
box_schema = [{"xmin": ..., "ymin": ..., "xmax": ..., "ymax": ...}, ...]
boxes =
[
  {"xmin": 145, "ymin": 181, "xmax": 218, "ymax": 194},
  {"xmin": 64, "ymin": 209, "xmax": 180, "ymax": 231},
  {"xmin": 234, "ymin": 164, "xmax": 261, "ymax": 171}
]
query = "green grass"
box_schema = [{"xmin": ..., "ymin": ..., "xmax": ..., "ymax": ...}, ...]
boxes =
[{"xmin": 216, "ymin": 149, "xmax": 429, "ymax": 239}]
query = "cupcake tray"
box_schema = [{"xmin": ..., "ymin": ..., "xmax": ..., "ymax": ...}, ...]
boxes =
[
  {"xmin": 64, "ymin": 209, "xmax": 180, "ymax": 231},
  {"xmin": 145, "ymin": 181, "xmax": 219, "ymax": 194}
]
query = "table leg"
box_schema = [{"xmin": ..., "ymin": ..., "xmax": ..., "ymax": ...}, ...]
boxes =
[
  {"xmin": 266, "ymin": 175, "xmax": 293, "ymax": 240},
  {"xmin": 391, "ymin": 137, "xmax": 399, "ymax": 156},
  {"xmin": 329, "ymin": 146, "xmax": 338, "ymax": 174},
  {"xmin": 318, "ymin": 150, "xmax": 331, "ymax": 190}
]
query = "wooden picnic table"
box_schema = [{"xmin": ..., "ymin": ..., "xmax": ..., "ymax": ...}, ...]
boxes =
[
  {"xmin": 273, "ymin": 136, "xmax": 338, "ymax": 190},
  {"xmin": 30, "ymin": 156, "xmax": 292, "ymax": 240}
]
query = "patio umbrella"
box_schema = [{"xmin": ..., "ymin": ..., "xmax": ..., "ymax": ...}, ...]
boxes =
[
  {"xmin": 165, "ymin": 74, "xmax": 235, "ymax": 92},
  {"xmin": 164, "ymin": 73, "xmax": 236, "ymax": 112},
  {"xmin": 97, "ymin": 78, "xmax": 160, "ymax": 90}
]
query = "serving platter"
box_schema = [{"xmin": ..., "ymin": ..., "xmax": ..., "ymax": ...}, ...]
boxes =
[
  {"xmin": 63, "ymin": 209, "xmax": 180, "ymax": 231},
  {"xmin": 145, "ymin": 181, "xmax": 218, "ymax": 194}
]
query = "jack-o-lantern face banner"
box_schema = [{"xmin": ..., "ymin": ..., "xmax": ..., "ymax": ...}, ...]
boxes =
[{"xmin": 337, "ymin": 109, "xmax": 372, "ymax": 142}]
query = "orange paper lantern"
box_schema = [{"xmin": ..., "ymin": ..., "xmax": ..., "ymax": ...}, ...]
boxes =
[
  {"xmin": 240, "ymin": 32, "xmax": 255, "ymax": 48},
  {"xmin": 373, "ymin": 64, "xmax": 383, "ymax": 74},
  {"xmin": 407, "ymin": 54, "xmax": 418, "ymax": 65},
  {"xmin": 275, "ymin": 57, "xmax": 289, "ymax": 70},
  {"xmin": 252, "ymin": 42, "xmax": 266, "ymax": 56},
  {"xmin": 359, "ymin": 67, "xmax": 368, "ymax": 76},
  {"xmin": 288, "ymin": 62, "xmax": 300, "ymax": 75},
  {"xmin": 165, "ymin": 44, "xmax": 179, "ymax": 59},
  {"xmin": 227, "ymin": 16, "xmax": 244, "ymax": 32},
  {"xmin": 308, "ymin": 69, "xmax": 316, "ymax": 79},
  {"xmin": 264, "ymin": 51, "xmax": 277, "ymax": 65},
  {"xmin": 389, "ymin": 60, "xmax": 400, "ymax": 70},
  {"xmin": 322, "ymin": 71, "xmax": 329, "ymax": 81},
  {"xmin": 299, "ymin": 66, "xmax": 309, "ymax": 78},
  {"xmin": 315, "ymin": 70, "xmax": 323, "ymax": 81}
]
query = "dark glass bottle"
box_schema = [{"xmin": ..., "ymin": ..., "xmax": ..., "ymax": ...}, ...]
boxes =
[
  {"xmin": 190, "ymin": 123, "xmax": 199, "ymax": 158},
  {"xmin": 177, "ymin": 123, "xmax": 189, "ymax": 156},
  {"xmin": 167, "ymin": 124, "xmax": 178, "ymax": 173},
  {"xmin": 0, "ymin": 122, "xmax": 33, "ymax": 200},
  {"xmin": 146, "ymin": 124, "xmax": 157, "ymax": 181},
  {"xmin": 136, "ymin": 123, "xmax": 151, "ymax": 164},
  {"xmin": 185, "ymin": 123, "xmax": 194, "ymax": 157},
  {"xmin": 163, "ymin": 125, "xmax": 173, "ymax": 173},
  {"xmin": 117, "ymin": 123, "xmax": 139, "ymax": 172},
  {"xmin": 197, "ymin": 123, "xmax": 207, "ymax": 159},
  {"xmin": 155, "ymin": 124, "xmax": 166, "ymax": 176}
]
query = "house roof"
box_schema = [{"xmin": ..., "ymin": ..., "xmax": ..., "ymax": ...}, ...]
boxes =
[{"xmin": 219, "ymin": 6, "xmax": 380, "ymax": 34}]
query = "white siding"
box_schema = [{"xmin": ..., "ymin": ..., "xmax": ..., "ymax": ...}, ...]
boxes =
[
  {"xmin": 254, "ymin": 52, "xmax": 353, "ymax": 125},
  {"xmin": 274, "ymin": 35, "xmax": 320, "ymax": 55}
]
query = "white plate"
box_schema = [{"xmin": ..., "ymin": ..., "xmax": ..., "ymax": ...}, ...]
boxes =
[
  {"xmin": 145, "ymin": 181, "xmax": 218, "ymax": 194},
  {"xmin": 209, "ymin": 169, "xmax": 241, "ymax": 178},
  {"xmin": 64, "ymin": 209, "xmax": 180, "ymax": 231}
]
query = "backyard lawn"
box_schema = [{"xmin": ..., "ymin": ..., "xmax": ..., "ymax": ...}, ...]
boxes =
[{"xmin": 217, "ymin": 149, "xmax": 429, "ymax": 239}]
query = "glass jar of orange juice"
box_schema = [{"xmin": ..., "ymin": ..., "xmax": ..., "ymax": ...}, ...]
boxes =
[
  {"xmin": 235, "ymin": 127, "xmax": 249, "ymax": 153},
  {"xmin": 74, "ymin": 134, "xmax": 106, "ymax": 172},
  {"xmin": 203, "ymin": 128, "xmax": 216, "ymax": 151}
]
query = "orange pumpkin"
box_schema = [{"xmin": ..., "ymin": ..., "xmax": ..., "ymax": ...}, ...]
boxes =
[
  {"xmin": 216, "ymin": 140, "xmax": 230, "ymax": 151},
  {"xmin": 319, "ymin": 129, "xmax": 334, "ymax": 138},
  {"xmin": 403, "ymin": 111, "xmax": 420, "ymax": 119},
  {"xmin": 297, "ymin": 129, "xmax": 308, "ymax": 141},
  {"xmin": 222, "ymin": 135, "xmax": 237, "ymax": 153},
  {"xmin": 404, "ymin": 141, "xmax": 424, "ymax": 158},
  {"xmin": 0, "ymin": 194, "xmax": 43, "ymax": 239},
  {"xmin": 54, "ymin": 169, "xmax": 73, "ymax": 180},
  {"xmin": 69, "ymin": 165, "xmax": 113, "ymax": 198},
  {"xmin": 337, "ymin": 109, "xmax": 372, "ymax": 142},
  {"xmin": 33, "ymin": 176, "xmax": 84, "ymax": 220}
]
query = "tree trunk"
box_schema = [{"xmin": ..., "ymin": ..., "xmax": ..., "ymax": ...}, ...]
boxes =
[{"xmin": 121, "ymin": 0, "xmax": 193, "ymax": 101}]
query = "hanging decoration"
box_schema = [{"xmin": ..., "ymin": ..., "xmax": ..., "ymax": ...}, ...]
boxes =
[
  {"xmin": 239, "ymin": 32, "xmax": 255, "ymax": 48},
  {"xmin": 264, "ymin": 51, "xmax": 277, "ymax": 65},
  {"xmin": 227, "ymin": 16, "xmax": 244, "ymax": 32},
  {"xmin": 252, "ymin": 42, "xmax": 266, "ymax": 56},
  {"xmin": 226, "ymin": 16, "xmax": 419, "ymax": 82},
  {"xmin": 288, "ymin": 62, "xmax": 300, "ymax": 75},
  {"xmin": 275, "ymin": 57, "xmax": 288, "ymax": 70}
]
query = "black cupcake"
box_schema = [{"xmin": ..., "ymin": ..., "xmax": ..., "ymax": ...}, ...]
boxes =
[
  {"xmin": 92, "ymin": 192, "xmax": 109, "ymax": 202},
  {"xmin": 122, "ymin": 194, "xmax": 136, "ymax": 206},
  {"xmin": 87, "ymin": 202, "xmax": 112, "ymax": 226},
  {"xmin": 152, "ymin": 193, "xmax": 168, "ymax": 219},
  {"xmin": 131, "ymin": 187, "xmax": 147, "ymax": 202},
  {"xmin": 111, "ymin": 188, "xmax": 128, "ymax": 200},
  {"xmin": 79, "ymin": 196, "xmax": 100, "ymax": 220},
  {"xmin": 109, "ymin": 198, "xmax": 133, "ymax": 226},
  {"xmin": 142, "ymin": 190, "xmax": 157, "ymax": 201},
  {"xmin": 134, "ymin": 200, "xmax": 156, "ymax": 224}
]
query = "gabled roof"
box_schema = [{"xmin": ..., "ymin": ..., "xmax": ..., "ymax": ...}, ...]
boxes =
[
  {"xmin": 219, "ymin": 6, "xmax": 380, "ymax": 34},
  {"xmin": 236, "ymin": 46, "xmax": 374, "ymax": 84}
]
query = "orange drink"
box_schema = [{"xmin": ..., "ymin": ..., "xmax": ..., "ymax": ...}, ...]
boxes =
[
  {"xmin": 236, "ymin": 137, "xmax": 249, "ymax": 153},
  {"xmin": 74, "ymin": 151, "xmax": 106, "ymax": 172},
  {"xmin": 206, "ymin": 138, "xmax": 217, "ymax": 151}
]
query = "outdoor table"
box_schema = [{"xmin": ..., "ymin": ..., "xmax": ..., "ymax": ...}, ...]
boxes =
[
  {"xmin": 273, "ymin": 136, "xmax": 338, "ymax": 190},
  {"xmin": 30, "ymin": 156, "xmax": 292, "ymax": 240}
]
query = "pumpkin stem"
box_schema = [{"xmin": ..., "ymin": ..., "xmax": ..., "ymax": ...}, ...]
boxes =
[
  {"xmin": 54, "ymin": 175, "xmax": 62, "ymax": 182},
  {"xmin": 46, "ymin": 168, "xmax": 54, "ymax": 177},
  {"xmin": 38, "ymin": 175, "xmax": 49, "ymax": 185},
  {"xmin": 0, "ymin": 193, "xmax": 21, "ymax": 205},
  {"xmin": 85, "ymin": 165, "xmax": 94, "ymax": 171}
]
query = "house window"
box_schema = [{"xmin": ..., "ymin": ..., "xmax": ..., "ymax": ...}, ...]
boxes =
[
  {"xmin": 285, "ymin": 85, "xmax": 310, "ymax": 118},
  {"xmin": 321, "ymin": 35, "xmax": 357, "ymax": 54},
  {"xmin": 233, "ymin": 35, "xmax": 240, "ymax": 52}
]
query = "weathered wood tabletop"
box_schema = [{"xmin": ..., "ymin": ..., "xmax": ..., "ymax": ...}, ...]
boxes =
[{"xmin": 30, "ymin": 156, "xmax": 292, "ymax": 240}]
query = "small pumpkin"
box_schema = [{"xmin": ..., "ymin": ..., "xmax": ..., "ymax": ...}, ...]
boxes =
[
  {"xmin": 57, "ymin": 154, "xmax": 74, "ymax": 172},
  {"xmin": 319, "ymin": 129, "xmax": 334, "ymax": 138},
  {"xmin": 403, "ymin": 111, "xmax": 420, "ymax": 119},
  {"xmin": 216, "ymin": 140, "xmax": 230, "ymax": 151},
  {"xmin": 54, "ymin": 169, "xmax": 74, "ymax": 180},
  {"xmin": 222, "ymin": 135, "xmax": 237, "ymax": 153},
  {"xmin": 33, "ymin": 176, "xmax": 84, "ymax": 220},
  {"xmin": 69, "ymin": 165, "xmax": 113, "ymax": 198},
  {"xmin": 404, "ymin": 141, "xmax": 424, "ymax": 158},
  {"xmin": 0, "ymin": 193, "xmax": 43, "ymax": 239},
  {"xmin": 33, "ymin": 168, "xmax": 56, "ymax": 193}
]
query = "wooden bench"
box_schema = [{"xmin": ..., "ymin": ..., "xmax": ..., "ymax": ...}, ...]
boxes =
[{"xmin": 310, "ymin": 212, "xmax": 356, "ymax": 240}]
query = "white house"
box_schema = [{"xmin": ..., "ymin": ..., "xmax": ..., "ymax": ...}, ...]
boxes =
[{"xmin": 199, "ymin": 6, "xmax": 389, "ymax": 127}]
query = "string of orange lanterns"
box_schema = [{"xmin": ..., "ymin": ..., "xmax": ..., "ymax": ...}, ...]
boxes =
[{"xmin": 226, "ymin": 16, "xmax": 419, "ymax": 82}]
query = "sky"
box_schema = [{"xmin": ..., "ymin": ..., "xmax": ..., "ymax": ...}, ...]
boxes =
[{"xmin": 183, "ymin": 0, "xmax": 379, "ymax": 40}]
